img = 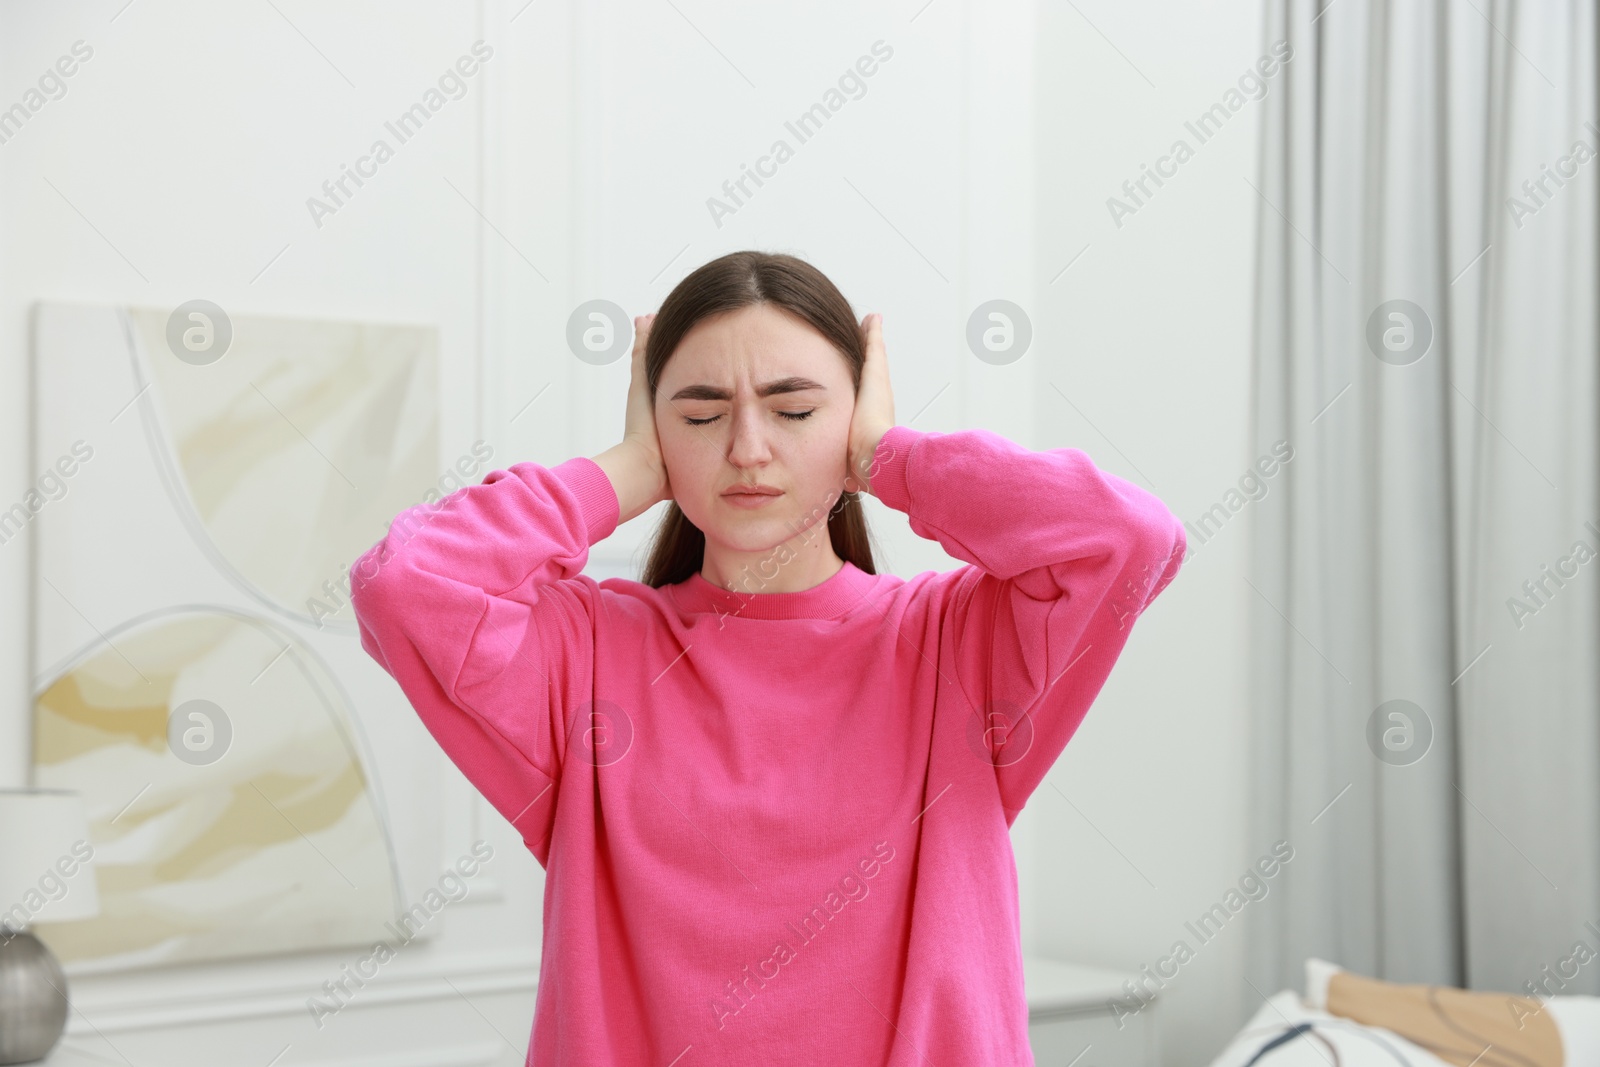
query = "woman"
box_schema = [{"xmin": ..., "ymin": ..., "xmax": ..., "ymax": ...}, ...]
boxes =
[{"xmin": 349, "ymin": 251, "xmax": 1186, "ymax": 1065}]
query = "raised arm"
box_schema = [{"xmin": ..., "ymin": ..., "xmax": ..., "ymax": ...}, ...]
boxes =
[
  {"xmin": 350, "ymin": 315, "xmax": 669, "ymax": 861},
  {"xmin": 349, "ymin": 453, "xmax": 622, "ymax": 859},
  {"xmin": 866, "ymin": 424, "xmax": 1185, "ymax": 821},
  {"xmin": 843, "ymin": 315, "xmax": 1183, "ymax": 821}
]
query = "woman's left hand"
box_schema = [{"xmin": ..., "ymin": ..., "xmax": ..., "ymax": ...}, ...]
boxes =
[{"xmin": 844, "ymin": 312, "xmax": 897, "ymax": 496}]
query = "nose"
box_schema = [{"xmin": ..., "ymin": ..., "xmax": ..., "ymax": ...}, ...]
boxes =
[{"xmin": 726, "ymin": 402, "xmax": 773, "ymax": 470}]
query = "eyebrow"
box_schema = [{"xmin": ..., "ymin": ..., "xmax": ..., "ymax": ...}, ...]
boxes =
[{"xmin": 668, "ymin": 376, "xmax": 828, "ymax": 402}]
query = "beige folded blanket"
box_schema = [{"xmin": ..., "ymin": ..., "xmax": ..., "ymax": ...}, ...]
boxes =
[{"xmin": 1318, "ymin": 965, "xmax": 1562, "ymax": 1067}]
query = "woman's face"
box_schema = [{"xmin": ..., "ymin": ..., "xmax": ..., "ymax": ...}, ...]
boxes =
[{"xmin": 654, "ymin": 302, "xmax": 857, "ymax": 556}]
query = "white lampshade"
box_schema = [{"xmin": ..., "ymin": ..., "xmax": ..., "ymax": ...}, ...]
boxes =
[{"xmin": 0, "ymin": 789, "xmax": 100, "ymax": 930}]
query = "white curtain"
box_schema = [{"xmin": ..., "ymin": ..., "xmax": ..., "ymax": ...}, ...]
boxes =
[{"xmin": 1246, "ymin": 0, "xmax": 1598, "ymax": 996}]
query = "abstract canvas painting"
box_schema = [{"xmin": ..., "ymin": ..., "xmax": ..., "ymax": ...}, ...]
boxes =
[{"xmin": 28, "ymin": 302, "xmax": 445, "ymax": 971}]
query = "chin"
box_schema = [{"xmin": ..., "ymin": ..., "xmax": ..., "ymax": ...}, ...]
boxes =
[
  {"xmin": 700, "ymin": 509, "xmax": 797, "ymax": 549},
  {"xmin": 706, "ymin": 518, "xmax": 786, "ymax": 547}
]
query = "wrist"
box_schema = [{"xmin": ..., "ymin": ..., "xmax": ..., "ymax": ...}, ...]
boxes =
[
  {"xmin": 849, "ymin": 424, "xmax": 894, "ymax": 496},
  {"xmin": 593, "ymin": 440, "xmax": 667, "ymax": 524}
]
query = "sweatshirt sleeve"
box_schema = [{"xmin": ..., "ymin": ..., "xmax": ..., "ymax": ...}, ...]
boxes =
[
  {"xmin": 347, "ymin": 455, "xmax": 620, "ymax": 861},
  {"xmin": 867, "ymin": 424, "xmax": 1186, "ymax": 823}
]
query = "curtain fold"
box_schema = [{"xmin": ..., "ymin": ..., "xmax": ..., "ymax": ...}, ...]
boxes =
[{"xmin": 1246, "ymin": 0, "xmax": 1599, "ymax": 998}]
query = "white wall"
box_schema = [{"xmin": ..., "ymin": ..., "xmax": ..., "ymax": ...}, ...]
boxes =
[
  {"xmin": 1031, "ymin": 0, "xmax": 1269, "ymax": 1059},
  {"xmin": 0, "ymin": 1, "xmax": 1264, "ymax": 1063}
]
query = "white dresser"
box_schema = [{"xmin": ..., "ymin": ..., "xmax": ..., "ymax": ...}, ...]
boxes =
[{"xmin": 1026, "ymin": 956, "xmax": 1161, "ymax": 1067}]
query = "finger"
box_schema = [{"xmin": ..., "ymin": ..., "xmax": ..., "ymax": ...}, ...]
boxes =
[{"xmin": 861, "ymin": 312, "xmax": 884, "ymax": 359}]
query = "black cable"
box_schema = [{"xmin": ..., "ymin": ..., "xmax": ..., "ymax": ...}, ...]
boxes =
[
  {"xmin": 1238, "ymin": 1018, "xmax": 1434, "ymax": 1067},
  {"xmin": 1240, "ymin": 1022, "xmax": 1315, "ymax": 1066},
  {"xmin": 1233, "ymin": 1023, "xmax": 1340, "ymax": 1067}
]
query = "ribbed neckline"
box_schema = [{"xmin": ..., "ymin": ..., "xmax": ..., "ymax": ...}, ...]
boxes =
[{"xmin": 667, "ymin": 560, "xmax": 876, "ymax": 621}]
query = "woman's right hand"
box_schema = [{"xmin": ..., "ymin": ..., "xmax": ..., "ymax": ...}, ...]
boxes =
[
  {"xmin": 621, "ymin": 313, "xmax": 671, "ymax": 507},
  {"xmin": 593, "ymin": 314, "xmax": 673, "ymax": 524}
]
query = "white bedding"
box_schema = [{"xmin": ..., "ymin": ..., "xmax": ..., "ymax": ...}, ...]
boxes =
[
  {"xmin": 1206, "ymin": 960, "xmax": 1600, "ymax": 1067},
  {"xmin": 1206, "ymin": 989, "xmax": 1451, "ymax": 1067}
]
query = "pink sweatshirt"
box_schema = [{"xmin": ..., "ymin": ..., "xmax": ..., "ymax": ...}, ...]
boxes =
[{"xmin": 350, "ymin": 423, "xmax": 1186, "ymax": 1066}]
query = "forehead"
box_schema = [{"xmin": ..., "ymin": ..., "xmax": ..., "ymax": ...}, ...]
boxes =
[{"xmin": 660, "ymin": 303, "xmax": 849, "ymax": 388}]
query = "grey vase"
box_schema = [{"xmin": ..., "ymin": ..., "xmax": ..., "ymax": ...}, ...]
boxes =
[{"xmin": 0, "ymin": 931, "xmax": 68, "ymax": 1065}]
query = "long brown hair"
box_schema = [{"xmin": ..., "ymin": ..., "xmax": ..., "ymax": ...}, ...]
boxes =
[{"xmin": 638, "ymin": 250, "xmax": 879, "ymax": 588}]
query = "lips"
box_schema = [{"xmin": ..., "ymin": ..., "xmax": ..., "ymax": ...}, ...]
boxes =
[{"xmin": 721, "ymin": 485, "xmax": 783, "ymax": 509}]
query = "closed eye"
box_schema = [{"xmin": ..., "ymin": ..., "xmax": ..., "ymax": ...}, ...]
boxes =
[{"xmin": 684, "ymin": 411, "xmax": 815, "ymax": 426}]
